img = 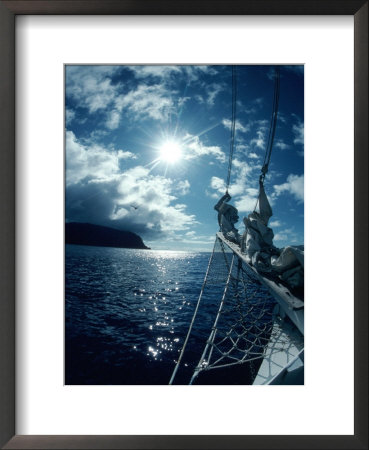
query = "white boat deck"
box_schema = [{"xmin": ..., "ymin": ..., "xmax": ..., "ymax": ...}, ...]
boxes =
[{"xmin": 253, "ymin": 318, "xmax": 304, "ymax": 385}]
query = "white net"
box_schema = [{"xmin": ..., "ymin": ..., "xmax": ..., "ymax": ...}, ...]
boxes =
[
  {"xmin": 252, "ymin": 315, "xmax": 304, "ymax": 385},
  {"xmin": 188, "ymin": 235, "xmax": 277, "ymax": 384},
  {"xmin": 169, "ymin": 234, "xmax": 304, "ymax": 385}
]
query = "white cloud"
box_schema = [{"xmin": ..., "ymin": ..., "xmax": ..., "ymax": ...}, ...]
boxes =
[
  {"xmin": 185, "ymin": 231, "xmax": 196, "ymax": 237},
  {"xmin": 274, "ymin": 233, "xmax": 288, "ymax": 242},
  {"xmin": 115, "ymin": 83, "xmax": 174, "ymax": 122},
  {"xmin": 209, "ymin": 158, "xmax": 258, "ymax": 213},
  {"xmin": 277, "ymin": 112, "xmax": 287, "ymax": 124},
  {"xmin": 117, "ymin": 170, "xmax": 196, "ymax": 233},
  {"xmin": 66, "ymin": 66, "xmax": 224, "ymax": 133},
  {"xmin": 206, "ymin": 83, "xmax": 224, "ymax": 105},
  {"xmin": 127, "ymin": 65, "xmax": 182, "ymax": 79},
  {"xmin": 67, "ymin": 167, "xmax": 197, "ymax": 238},
  {"xmin": 210, "ymin": 176, "xmax": 226, "ymax": 193},
  {"xmin": 66, "ymin": 66, "xmax": 179, "ymax": 127},
  {"xmin": 235, "ymin": 196, "xmax": 258, "ymax": 213},
  {"xmin": 66, "ymin": 66, "xmax": 119, "ymax": 114},
  {"xmin": 65, "ymin": 108, "xmax": 75, "ymax": 125},
  {"xmin": 210, "ymin": 161, "xmax": 253, "ymax": 199},
  {"xmin": 250, "ymin": 130, "xmax": 265, "ymax": 149},
  {"xmin": 229, "ymin": 159, "xmax": 253, "ymax": 196},
  {"xmin": 236, "ymin": 143, "xmax": 249, "ymax": 152},
  {"xmin": 127, "ymin": 65, "xmax": 218, "ymax": 82},
  {"xmin": 106, "ymin": 110, "xmax": 121, "ymax": 130},
  {"xmin": 117, "ymin": 150, "xmax": 137, "ymax": 160},
  {"xmin": 269, "ymin": 220, "xmax": 282, "ymax": 227},
  {"xmin": 273, "ymin": 174, "xmax": 304, "ymax": 202},
  {"xmin": 66, "ymin": 132, "xmax": 197, "ymax": 238},
  {"xmin": 292, "ymin": 121, "xmax": 304, "ymax": 145},
  {"xmin": 205, "ymin": 189, "xmax": 221, "ymax": 199},
  {"xmin": 274, "ymin": 226, "xmax": 302, "ymax": 246},
  {"xmin": 222, "ymin": 118, "xmax": 250, "ymax": 133},
  {"xmin": 122, "ymin": 66, "xmax": 222, "ymax": 115},
  {"xmin": 275, "ymin": 140, "xmax": 290, "ymax": 150},
  {"xmin": 175, "ymin": 180, "xmax": 191, "ymax": 196},
  {"xmin": 66, "ymin": 131, "xmax": 134, "ymax": 185},
  {"xmin": 248, "ymin": 152, "xmax": 259, "ymax": 159},
  {"xmin": 183, "ymin": 134, "xmax": 226, "ymax": 163},
  {"xmin": 250, "ymin": 121, "xmax": 268, "ymax": 149},
  {"xmin": 178, "ymin": 96, "xmax": 191, "ymax": 108}
]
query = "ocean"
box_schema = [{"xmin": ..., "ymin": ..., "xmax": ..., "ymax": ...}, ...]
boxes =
[{"xmin": 65, "ymin": 244, "xmax": 269, "ymax": 385}]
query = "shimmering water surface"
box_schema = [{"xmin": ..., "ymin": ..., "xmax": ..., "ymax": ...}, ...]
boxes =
[{"xmin": 65, "ymin": 244, "xmax": 258, "ymax": 385}]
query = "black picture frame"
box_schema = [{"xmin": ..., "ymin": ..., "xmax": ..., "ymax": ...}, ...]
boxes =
[{"xmin": 0, "ymin": 1, "xmax": 367, "ymax": 449}]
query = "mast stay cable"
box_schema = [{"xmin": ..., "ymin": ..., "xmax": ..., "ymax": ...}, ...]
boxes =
[
  {"xmin": 260, "ymin": 66, "xmax": 280, "ymax": 182},
  {"xmin": 225, "ymin": 65, "xmax": 237, "ymax": 193},
  {"xmin": 254, "ymin": 66, "xmax": 280, "ymax": 212}
]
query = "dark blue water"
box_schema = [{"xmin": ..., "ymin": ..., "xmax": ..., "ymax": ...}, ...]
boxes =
[{"xmin": 65, "ymin": 244, "xmax": 266, "ymax": 385}]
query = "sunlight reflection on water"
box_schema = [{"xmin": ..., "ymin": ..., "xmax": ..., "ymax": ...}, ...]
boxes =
[{"xmin": 65, "ymin": 244, "xmax": 211, "ymax": 384}]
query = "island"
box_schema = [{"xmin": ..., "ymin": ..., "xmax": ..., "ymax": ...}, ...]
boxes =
[{"xmin": 65, "ymin": 222, "xmax": 150, "ymax": 250}]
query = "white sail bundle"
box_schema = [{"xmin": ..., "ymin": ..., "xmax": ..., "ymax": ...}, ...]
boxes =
[
  {"xmin": 272, "ymin": 245, "xmax": 304, "ymax": 289},
  {"xmin": 241, "ymin": 180, "xmax": 277, "ymax": 273}
]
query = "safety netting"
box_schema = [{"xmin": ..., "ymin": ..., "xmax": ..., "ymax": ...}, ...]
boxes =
[{"xmin": 170, "ymin": 234, "xmax": 303, "ymax": 385}]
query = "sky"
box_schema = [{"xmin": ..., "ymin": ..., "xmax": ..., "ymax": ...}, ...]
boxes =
[{"xmin": 65, "ymin": 65, "xmax": 304, "ymax": 251}]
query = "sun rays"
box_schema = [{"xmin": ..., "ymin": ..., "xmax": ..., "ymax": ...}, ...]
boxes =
[{"xmin": 159, "ymin": 141, "xmax": 183, "ymax": 164}]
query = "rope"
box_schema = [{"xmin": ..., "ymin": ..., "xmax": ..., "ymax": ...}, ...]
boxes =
[
  {"xmin": 260, "ymin": 66, "xmax": 280, "ymax": 182},
  {"xmin": 225, "ymin": 65, "xmax": 237, "ymax": 192},
  {"xmin": 168, "ymin": 237, "xmax": 217, "ymax": 385},
  {"xmin": 189, "ymin": 254, "xmax": 235, "ymax": 384},
  {"xmin": 254, "ymin": 66, "xmax": 280, "ymax": 212}
]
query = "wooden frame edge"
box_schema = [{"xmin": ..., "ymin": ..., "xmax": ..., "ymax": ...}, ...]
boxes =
[{"xmin": 0, "ymin": 1, "xmax": 367, "ymax": 449}]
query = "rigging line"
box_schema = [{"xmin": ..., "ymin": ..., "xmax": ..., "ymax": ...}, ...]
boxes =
[
  {"xmin": 189, "ymin": 253, "xmax": 236, "ymax": 385},
  {"xmin": 254, "ymin": 66, "xmax": 280, "ymax": 212},
  {"xmin": 263, "ymin": 70, "xmax": 278, "ymax": 167},
  {"xmin": 263, "ymin": 71, "xmax": 279, "ymax": 171},
  {"xmin": 262, "ymin": 66, "xmax": 280, "ymax": 177},
  {"xmin": 226, "ymin": 65, "xmax": 237, "ymax": 192},
  {"xmin": 168, "ymin": 237, "xmax": 218, "ymax": 385},
  {"xmin": 206, "ymin": 257, "xmax": 242, "ymax": 365}
]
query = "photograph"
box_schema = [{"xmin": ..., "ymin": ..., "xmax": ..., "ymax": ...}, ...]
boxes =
[{"xmin": 65, "ymin": 64, "xmax": 304, "ymax": 385}]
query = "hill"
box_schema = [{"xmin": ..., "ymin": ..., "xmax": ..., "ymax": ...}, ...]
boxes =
[{"xmin": 65, "ymin": 222, "xmax": 150, "ymax": 249}]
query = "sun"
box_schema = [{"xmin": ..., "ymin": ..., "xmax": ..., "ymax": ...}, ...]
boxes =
[{"xmin": 159, "ymin": 141, "xmax": 182, "ymax": 164}]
